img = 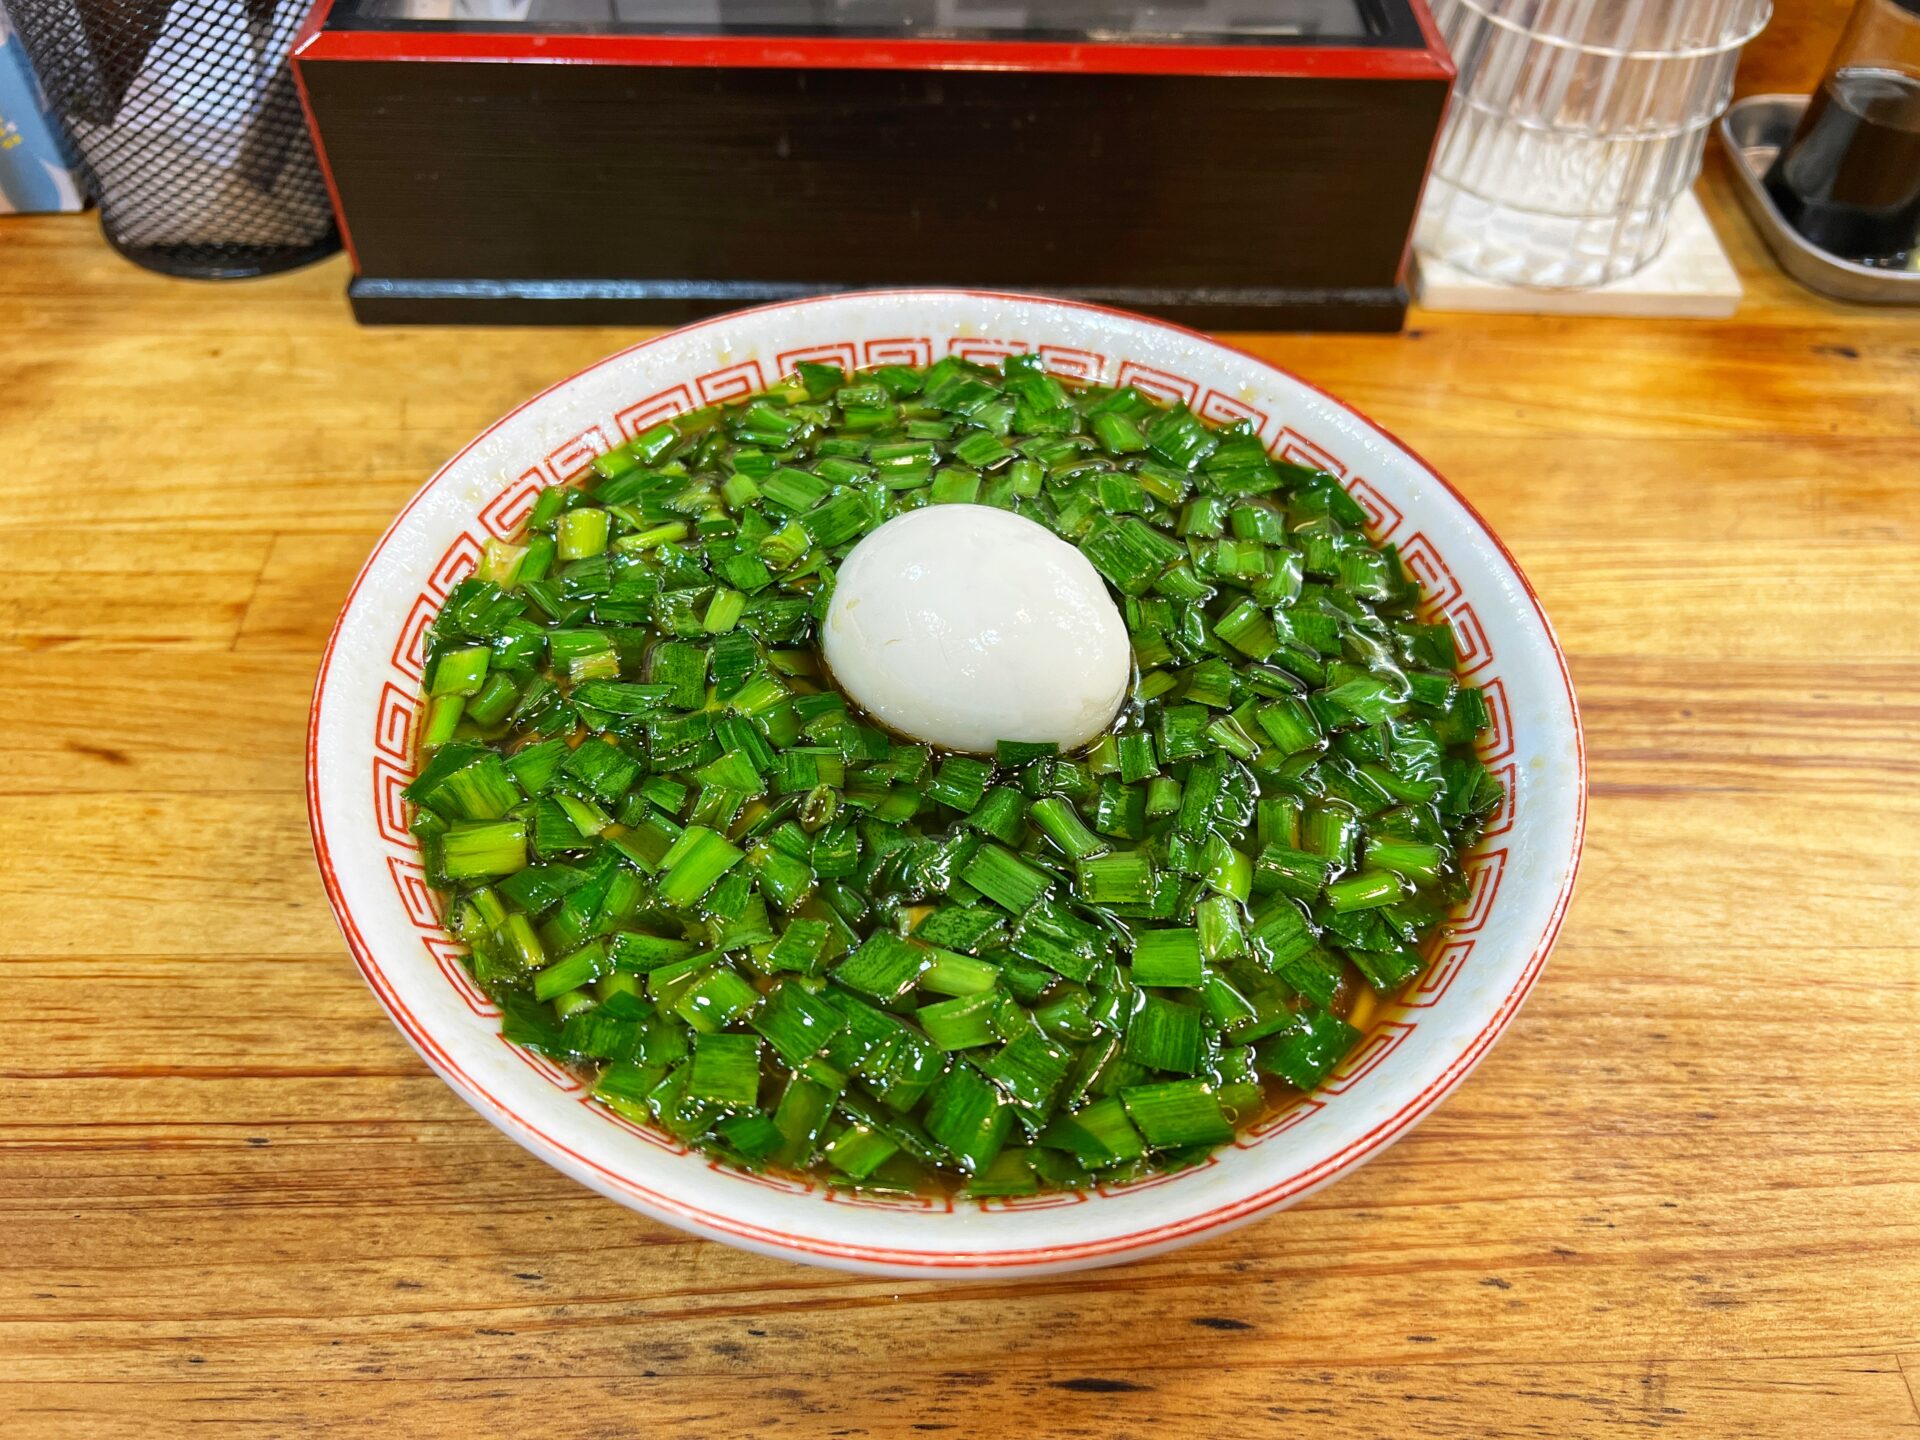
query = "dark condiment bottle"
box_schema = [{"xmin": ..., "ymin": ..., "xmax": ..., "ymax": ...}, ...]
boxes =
[{"xmin": 1763, "ymin": 0, "xmax": 1920, "ymax": 267}]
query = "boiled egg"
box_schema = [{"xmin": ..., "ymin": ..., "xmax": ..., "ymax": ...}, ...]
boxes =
[{"xmin": 821, "ymin": 503, "xmax": 1130, "ymax": 754}]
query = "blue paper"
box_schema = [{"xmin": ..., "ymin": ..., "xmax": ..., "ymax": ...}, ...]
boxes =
[{"xmin": 0, "ymin": 6, "xmax": 87, "ymax": 214}]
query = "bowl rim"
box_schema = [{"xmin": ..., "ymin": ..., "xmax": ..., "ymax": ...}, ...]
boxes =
[{"xmin": 307, "ymin": 287, "xmax": 1586, "ymax": 1270}]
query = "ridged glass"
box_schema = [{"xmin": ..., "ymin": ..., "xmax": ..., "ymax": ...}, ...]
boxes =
[{"xmin": 1418, "ymin": 0, "xmax": 1774, "ymax": 287}]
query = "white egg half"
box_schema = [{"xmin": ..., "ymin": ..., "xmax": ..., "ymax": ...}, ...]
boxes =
[{"xmin": 821, "ymin": 503, "xmax": 1131, "ymax": 754}]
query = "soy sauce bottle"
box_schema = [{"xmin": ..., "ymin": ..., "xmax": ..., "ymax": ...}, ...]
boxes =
[{"xmin": 1764, "ymin": 0, "xmax": 1920, "ymax": 267}]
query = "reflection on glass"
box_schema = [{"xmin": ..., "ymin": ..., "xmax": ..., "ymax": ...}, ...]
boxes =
[{"xmin": 335, "ymin": 0, "xmax": 1375, "ymax": 41}]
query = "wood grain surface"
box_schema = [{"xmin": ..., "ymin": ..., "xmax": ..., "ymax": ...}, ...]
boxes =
[
  {"xmin": 3, "ymin": 149, "xmax": 1917, "ymax": 1439},
  {"xmin": 1736, "ymin": 0, "xmax": 1852, "ymax": 100}
]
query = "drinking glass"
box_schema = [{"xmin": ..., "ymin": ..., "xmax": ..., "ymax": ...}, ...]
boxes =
[{"xmin": 1417, "ymin": 0, "xmax": 1773, "ymax": 288}]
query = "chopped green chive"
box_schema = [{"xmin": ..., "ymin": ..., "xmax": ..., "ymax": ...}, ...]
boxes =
[
  {"xmin": 1075, "ymin": 850, "xmax": 1154, "ymax": 905},
  {"xmin": 1029, "ymin": 796, "xmax": 1108, "ymax": 860},
  {"xmin": 411, "ymin": 354, "xmax": 1496, "ymax": 1199},
  {"xmin": 918, "ymin": 991, "xmax": 1004, "ymax": 1050},
  {"xmin": 1124, "ymin": 994, "xmax": 1205, "ymax": 1074},
  {"xmin": 688, "ymin": 1032, "xmax": 762, "ymax": 1107},
  {"xmin": 438, "ymin": 821, "xmax": 527, "ymax": 880},
  {"xmin": 962, "ymin": 844, "xmax": 1052, "ymax": 913},
  {"xmin": 1121, "ymin": 1080, "xmax": 1234, "ymax": 1147},
  {"xmin": 1130, "ymin": 928, "xmax": 1204, "ymax": 988},
  {"xmin": 659, "ymin": 827, "xmax": 744, "ymax": 908},
  {"xmin": 832, "ymin": 931, "xmax": 930, "ymax": 1001}
]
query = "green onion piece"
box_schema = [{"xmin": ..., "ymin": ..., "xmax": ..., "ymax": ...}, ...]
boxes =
[
  {"xmin": 702, "ymin": 588, "xmax": 746, "ymax": 633},
  {"xmin": 1116, "ymin": 732, "xmax": 1159, "ymax": 783},
  {"xmin": 918, "ymin": 991, "xmax": 1003, "ymax": 1050},
  {"xmin": 924, "ymin": 1063, "xmax": 1013, "ymax": 1174},
  {"xmin": 477, "ymin": 538, "xmax": 528, "ymax": 586},
  {"xmin": 1121, "ymin": 1080, "xmax": 1234, "ymax": 1147},
  {"xmin": 1156, "ymin": 704, "xmax": 1210, "ymax": 763},
  {"xmin": 962, "ymin": 1148, "xmax": 1039, "ymax": 1198},
  {"xmin": 1215, "ymin": 600, "xmax": 1279, "ymax": 660},
  {"xmin": 1091, "ymin": 411, "xmax": 1148, "ymax": 455},
  {"xmin": 1029, "ymin": 796, "xmax": 1108, "ymax": 860},
  {"xmin": 569, "ymin": 681, "xmax": 671, "ymax": 716},
  {"xmin": 1248, "ymin": 898, "xmax": 1319, "ymax": 969},
  {"xmin": 440, "ymin": 821, "xmax": 528, "ymax": 880},
  {"xmin": 1324, "ymin": 870, "xmax": 1408, "ymax": 912},
  {"xmin": 1079, "ymin": 515, "xmax": 1181, "ymax": 595},
  {"xmin": 533, "ymin": 940, "xmax": 612, "ymax": 1002},
  {"xmin": 410, "ymin": 747, "xmax": 519, "ymax": 820},
  {"xmin": 961, "ymin": 844, "xmax": 1052, "ymax": 913},
  {"xmin": 1302, "ymin": 805, "xmax": 1360, "ymax": 867},
  {"xmin": 1130, "ymin": 928, "xmax": 1204, "ymax": 988},
  {"xmin": 686, "ymin": 1031, "xmax": 761, "ymax": 1107},
  {"xmin": 464, "ymin": 672, "xmax": 520, "ymax": 727},
  {"xmin": 1123, "ymin": 994, "xmax": 1204, "ymax": 1074},
  {"xmin": 1200, "ymin": 973, "xmax": 1259, "ymax": 1030},
  {"xmin": 1195, "ymin": 894, "xmax": 1247, "ymax": 961},
  {"xmin": 964, "ymin": 786, "xmax": 1028, "ymax": 846},
  {"xmin": 1039, "ymin": 1095, "xmax": 1147, "ymax": 1167},
  {"xmin": 1255, "ymin": 1008, "xmax": 1360, "ymax": 1089},
  {"xmin": 713, "ymin": 1110, "xmax": 784, "ymax": 1163},
  {"xmin": 609, "ymin": 931, "xmax": 700, "ymax": 973},
  {"xmin": 799, "ymin": 490, "xmax": 878, "ymax": 548},
  {"xmin": 1033, "ymin": 987, "xmax": 1094, "ymax": 1043},
  {"xmin": 750, "ymin": 981, "xmax": 846, "ymax": 1067},
  {"xmin": 996, "ymin": 739, "xmax": 1058, "ymax": 767},
  {"xmin": 616, "ymin": 520, "xmax": 690, "ymax": 553},
  {"xmin": 952, "ymin": 431, "xmax": 1013, "ymax": 468},
  {"xmin": 772, "ymin": 1074, "xmax": 837, "ymax": 1165},
  {"xmin": 515, "ymin": 533, "xmax": 556, "ymax": 584},
  {"xmin": 824, "ymin": 1123, "xmax": 901, "ymax": 1180},
  {"xmin": 659, "ymin": 827, "xmax": 744, "ymax": 908},
  {"xmin": 831, "ymin": 931, "xmax": 930, "ymax": 1001},
  {"xmin": 1350, "ymin": 945, "xmax": 1424, "ymax": 993},
  {"xmin": 555, "ymin": 507, "xmax": 610, "ymax": 561},
  {"xmin": 561, "ymin": 1007, "xmax": 638, "ymax": 1059},
  {"xmin": 912, "ymin": 905, "xmax": 1006, "ymax": 955},
  {"xmin": 1254, "ymin": 845, "xmax": 1336, "ymax": 901},
  {"xmin": 1201, "ymin": 834, "xmax": 1253, "ymax": 902},
  {"xmin": 746, "ymin": 841, "xmax": 815, "ymax": 911},
  {"xmin": 916, "ymin": 945, "xmax": 1000, "ymax": 998},
  {"xmin": 811, "ymin": 821, "xmax": 858, "ymax": 878},
  {"xmin": 429, "ymin": 646, "xmax": 490, "ymax": 698},
  {"xmin": 765, "ymin": 917, "xmax": 831, "ymax": 974},
  {"xmin": 1007, "ymin": 923, "xmax": 1097, "ymax": 985},
  {"xmin": 794, "ymin": 360, "xmax": 845, "ymax": 398},
  {"xmin": 981, "ymin": 1027, "xmax": 1072, "ymax": 1111},
  {"xmin": 527, "ymin": 485, "xmax": 569, "ymax": 529},
  {"xmin": 927, "ymin": 755, "xmax": 992, "ymax": 811},
  {"xmin": 1075, "ymin": 850, "xmax": 1154, "ymax": 905},
  {"xmin": 674, "ymin": 966, "xmax": 760, "ymax": 1032},
  {"xmin": 1363, "ymin": 836, "xmax": 1446, "ymax": 882}
]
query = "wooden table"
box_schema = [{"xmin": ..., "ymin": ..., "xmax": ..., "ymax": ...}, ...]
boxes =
[{"xmin": 4, "ymin": 158, "xmax": 1917, "ymax": 1438}]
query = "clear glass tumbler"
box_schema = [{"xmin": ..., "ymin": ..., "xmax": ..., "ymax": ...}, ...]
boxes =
[{"xmin": 1417, "ymin": 0, "xmax": 1774, "ymax": 288}]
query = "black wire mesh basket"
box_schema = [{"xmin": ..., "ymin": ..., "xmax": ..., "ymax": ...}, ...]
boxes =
[{"xmin": 5, "ymin": 0, "xmax": 339, "ymax": 277}]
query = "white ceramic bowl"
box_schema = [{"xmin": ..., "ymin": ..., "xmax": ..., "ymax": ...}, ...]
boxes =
[{"xmin": 308, "ymin": 290, "xmax": 1584, "ymax": 1277}]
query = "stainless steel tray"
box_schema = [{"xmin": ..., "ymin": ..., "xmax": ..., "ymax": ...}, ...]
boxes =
[{"xmin": 1718, "ymin": 94, "xmax": 1920, "ymax": 306}]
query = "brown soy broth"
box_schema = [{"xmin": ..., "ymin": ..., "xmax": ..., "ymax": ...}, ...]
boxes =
[
  {"xmin": 1764, "ymin": 66, "xmax": 1920, "ymax": 266},
  {"xmin": 430, "ymin": 369, "xmax": 1492, "ymax": 1202}
]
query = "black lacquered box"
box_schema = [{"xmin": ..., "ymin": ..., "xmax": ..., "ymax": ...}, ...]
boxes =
[{"xmin": 294, "ymin": 1, "xmax": 1452, "ymax": 330}]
